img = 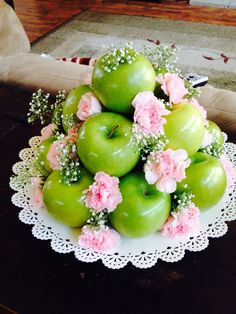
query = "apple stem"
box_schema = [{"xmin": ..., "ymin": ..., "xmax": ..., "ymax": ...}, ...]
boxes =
[{"xmin": 108, "ymin": 125, "xmax": 120, "ymax": 138}]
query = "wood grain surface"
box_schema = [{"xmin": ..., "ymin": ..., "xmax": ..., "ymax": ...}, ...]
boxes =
[
  {"xmin": 13, "ymin": 0, "xmax": 82, "ymax": 42},
  {"xmin": 88, "ymin": 1, "xmax": 236, "ymax": 26},
  {"xmin": 13, "ymin": 0, "xmax": 236, "ymax": 43}
]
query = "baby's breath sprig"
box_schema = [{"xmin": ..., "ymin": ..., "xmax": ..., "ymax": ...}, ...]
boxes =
[
  {"xmin": 57, "ymin": 141, "xmax": 81, "ymax": 185},
  {"xmin": 132, "ymin": 124, "xmax": 168, "ymax": 160},
  {"xmin": 61, "ymin": 113, "xmax": 79, "ymax": 129},
  {"xmin": 10, "ymin": 160, "xmax": 43, "ymax": 187},
  {"xmin": 172, "ymin": 188, "xmax": 195, "ymax": 212},
  {"xmin": 55, "ymin": 90, "xmax": 67, "ymax": 106},
  {"xmin": 27, "ymin": 89, "xmax": 51, "ymax": 125},
  {"xmin": 52, "ymin": 102, "xmax": 64, "ymax": 127},
  {"xmin": 86, "ymin": 210, "xmax": 109, "ymax": 230},
  {"xmin": 184, "ymin": 80, "xmax": 201, "ymax": 99},
  {"xmin": 101, "ymin": 42, "xmax": 139, "ymax": 73},
  {"xmin": 28, "ymin": 89, "xmax": 67, "ymax": 126},
  {"xmin": 143, "ymin": 44, "xmax": 179, "ymax": 74},
  {"xmin": 199, "ymin": 140, "xmax": 224, "ymax": 159},
  {"xmin": 51, "ymin": 90, "xmax": 67, "ymax": 127}
]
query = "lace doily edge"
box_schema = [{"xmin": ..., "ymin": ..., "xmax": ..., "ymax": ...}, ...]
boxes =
[
  {"xmin": 12, "ymin": 201, "xmax": 233, "ymax": 269},
  {"xmin": 9, "ymin": 136, "xmax": 236, "ymax": 269}
]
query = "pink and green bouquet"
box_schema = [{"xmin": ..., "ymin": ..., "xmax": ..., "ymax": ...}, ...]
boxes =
[{"xmin": 13, "ymin": 42, "xmax": 236, "ymax": 254}]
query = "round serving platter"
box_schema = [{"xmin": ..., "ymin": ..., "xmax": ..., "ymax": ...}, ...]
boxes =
[{"xmin": 10, "ymin": 136, "xmax": 236, "ymax": 269}]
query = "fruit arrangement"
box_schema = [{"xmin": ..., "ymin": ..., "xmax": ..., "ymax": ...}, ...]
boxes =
[{"xmin": 19, "ymin": 43, "xmax": 235, "ymax": 253}]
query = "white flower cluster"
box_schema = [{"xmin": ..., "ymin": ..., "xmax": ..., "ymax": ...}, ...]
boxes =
[
  {"xmin": 101, "ymin": 42, "xmax": 139, "ymax": 73},
  {"xmin": 200, "ymin": 137, "xmax": 225, "ymax": 159},
  {"xmin": 28, "ymin": 89, "xmax": 68, "ymax": 127},
  {"xmin": 61, "ymin": 113, "xmax": 78, "ymax": 129},
  {"xmin": 50, "ymin": 133, "xmax": 80, "ymax": 185},
  {"xmin": 86, "ymin": 210, "xmax": 108, "ymax": 230},
  {"xmin": 132, "ymin": 123, "xmax": 168, "ymax": 160},
  {"xmin": 200, "ymin": 139, "xmax": 224, "ymax": 159},
  {"xmin": 143, "ymin": 44, "xmax": 179, "ymax": 74},
  {"xmin": 57, "ymin": 138, "xmax": 81, "ymax": 185},
  {"xmin": 51, "ymin": 90, "xmax": 67, "ymax": 126},
  {"xmin": 184, "ymin": 80, "xmax": 201, "ymax": 100},
  {"xmin": 172, "ymin": 189, "xmax": 195, "ymax": 212},
  {"xmin": 27, "ymin": 89, "xmax": 50, "ymax": 125},
  {"xmin": 54, "ymin": 90, "xmax": 66, "ymax": 107},
  {"xmin": 11, "ymin": 160, "xmax": 42, "ymax": 187}
]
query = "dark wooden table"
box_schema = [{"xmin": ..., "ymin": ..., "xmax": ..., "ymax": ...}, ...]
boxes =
[{"xmin": 0, "ymin": 83, "xmax": 236, "ymax": 314}]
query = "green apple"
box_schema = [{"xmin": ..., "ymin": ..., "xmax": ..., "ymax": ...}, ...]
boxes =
[
  {"xmin": 164, "ymin": 102, "xmax": 205, "ymax": 156},
  {"xmin": 109, "ymin": 171, "xmax": 171, "ymax": 237},
  {"xmin": 77, "ymin": 112, "xmax": 140, "ymax": 177},
  {"xmin": 92, "ymin": 51, "xmax": 156, "ymax": 115},
  {"xmin": 43, "ymin": 168, "xmax": 93, "ymax": 227},
  {"xmin": 62, "ymin": 85, "xmax": 92, "ymax": 133},
  {"xmin": 177, "ymin": 152, "xmax": 227, "ymax": 211},
  {"xmin": 35, "ymin": 136, "xmax": 56, "ymax": 176},
  {"xmin": 207, "ymin": 120, "xmax": 224, "ymax": 146}
]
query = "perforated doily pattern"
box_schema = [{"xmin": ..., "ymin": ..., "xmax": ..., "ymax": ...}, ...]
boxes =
[{"xmin": 10, "ymin": 136, "xmax": 236, "ymax": 269}]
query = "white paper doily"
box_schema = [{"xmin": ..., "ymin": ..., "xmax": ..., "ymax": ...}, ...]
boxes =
[{"xmin": 10, "ymin": 136, "xmax": 236, "ymax": 269}]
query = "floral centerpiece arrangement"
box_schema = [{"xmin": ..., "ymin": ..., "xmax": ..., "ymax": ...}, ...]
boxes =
[{"xmin": 12, "ymin": 42, "xmax": 236, "ymax": 254}]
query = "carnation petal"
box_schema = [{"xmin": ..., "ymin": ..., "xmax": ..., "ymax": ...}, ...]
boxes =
[
  {"xmin": 156, "ymin": 177, "xmax": 176, "ymax": 193},
  {"xmin": 84, "ymin": 172, "xmax": 122, "ymax": 212},
  {"xmin": 172, "ymin": 148, "xmax": 188, "ymax": 162},
  {"xmin": 144, "ymin": 164, "xmax": 159, "ymax": 184},
  {"xmin": 159, "ymin": 73, "xmax": 187, "ymax": 104},
  {"xmin": 220, "ymin": 155, "xmax": 236, "ymax": 188},
  {"xmin": 132, "ymin": 91, "xmax": 169, "ymax": 134},
  {"xmin": 78, "ymin": 227, "xmax": 120, "ymax": 252},
  {"xmin": 34, "ymin": 187, "xmax": 44, "ymax": 208},
  {"xmin": 162, "ymin": 204, "xmax": 200, "ymax": 238},
  {"xmin": 77, "ymin": 92, "xmax": 101, "ymax": 121},
  {"xmin": 201, "ymin": 128, "xmax": 213, "ymax": 148},
  {"xmin": 190, "ymin": 98, "xmax": 208, "ymax": 126},
  {"xmin": 41, "ymin": 123, "xmax": 57, "ymax": 141}
]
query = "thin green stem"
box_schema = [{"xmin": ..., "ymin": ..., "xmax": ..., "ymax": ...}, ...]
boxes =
[{"xmin": 108, "ymin": 125, "xmax": 120, "ymax": 138}]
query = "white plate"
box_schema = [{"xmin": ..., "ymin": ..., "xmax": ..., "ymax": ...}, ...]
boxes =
[{"xmin": 10, "ymin": 136, "xmax": 236, "ymax": 269}]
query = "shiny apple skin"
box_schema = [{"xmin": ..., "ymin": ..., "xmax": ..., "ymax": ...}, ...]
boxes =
[
  {"xmin": 62, "ymin": 85, "xmax": 92, "ymax": 133},
  {"xmin": 35, "ymin": 136, "xmax": 56, "ymax": 175},
  {"xmin": 43, "ymin": 168, "xmax": 93, "ymax": 227},
  {"xmin": 77, "ymin": 112, "xmax": 140, "ymax": 177},
  {"xmin": 109, "ymin": 171, "xmax": 171, "ymax": 237},
  {"xmin": 208, "ymin": 120, "xmax": 224, "ymax": 145},
  {"xmin": 178, "ymin": 152, "xmax": 227, "ymax": 211},
  {"xmin": 164, "ymin": 103, "xmax": 205, "ymax": 156},
  {"xmin": 92, "ymin": 52, "xmax": 156, "ymax": 115}
]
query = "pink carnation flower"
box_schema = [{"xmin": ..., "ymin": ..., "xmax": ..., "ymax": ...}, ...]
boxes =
[
  {"xmin": 189, "ymin": 98, "xmax": 208, "ymax": 126},
  {"xmin": 200, "ymin": 128, "xmax": 213, "ymax": 148},
  {"xmin": 144, "ymin": 149, "xmax": 191, "ymax": 193},
  {"xmin": 31, "ymin": 177, "xmax": 44, "ymax": 208},
  {"xmin": 40, "ymin": 123, "xmax": 57, "ymax": 141},
  {"xmin": 77, "ymin": 92, "xmax": 102, "ymax": 121},
  {"xmin": 162, "ymin": 205, "xmax": 200, "ymax": 238},
  {"xmin": 46, "ymin": 139, "xmax": 65, "ymax": 171},
  {"xmin": 156, "ymin": 73, "xmax": 188, "ymax": 104},
  {"xmin": 132, "ymin": 91, "xmax": 169, "ymax": 134},
  {"xmin": 84, "ymin": 171, "xmax": 122, "ymax": 213},
  {"xmin": 78, "ymin": 226, "xmax": 121, "ymax": 252},
  {"xmin": 220, "ymin": 155, "xmax": 236, "ymax": 188}
]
